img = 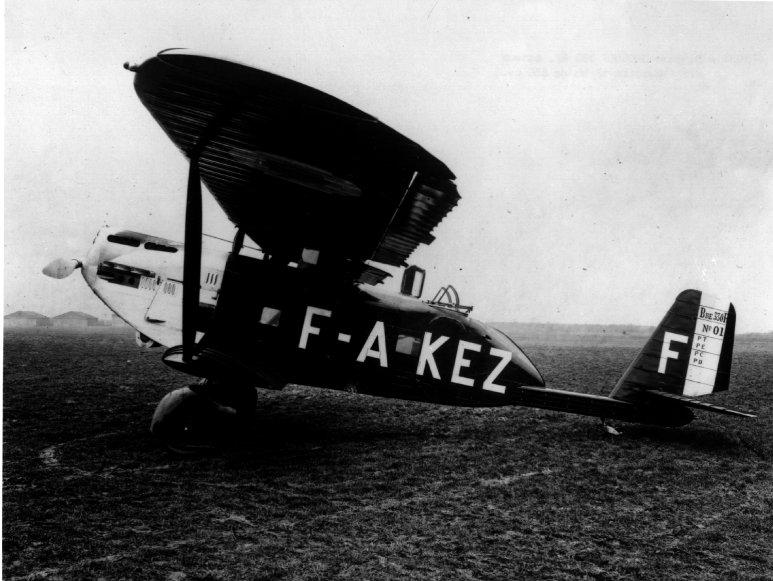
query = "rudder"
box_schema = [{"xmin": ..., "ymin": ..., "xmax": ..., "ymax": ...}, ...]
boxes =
[{"xmin": 611, "ymin": 290, "xmax": 735, "ymax": 402}]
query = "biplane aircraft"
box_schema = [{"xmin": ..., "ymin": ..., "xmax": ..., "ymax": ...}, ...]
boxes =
[{"xmin": 43, "ymin": 51, "xmax": 754, "ymax": 448}]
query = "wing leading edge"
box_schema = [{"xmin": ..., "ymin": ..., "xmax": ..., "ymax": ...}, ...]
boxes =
[{"xmin": 132, "ymin": 52, "xmax": 460, "ymax": 279}]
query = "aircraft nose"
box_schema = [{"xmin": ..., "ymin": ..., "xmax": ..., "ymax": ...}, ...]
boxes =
[{"xmin": 80, "ymin": 238, "xmax": 103, "ymax": 287}]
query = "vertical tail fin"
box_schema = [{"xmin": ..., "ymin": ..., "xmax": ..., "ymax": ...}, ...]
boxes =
[{"xmin": 611, "ymin": 290, "xmax": 735, "ymax": 402}]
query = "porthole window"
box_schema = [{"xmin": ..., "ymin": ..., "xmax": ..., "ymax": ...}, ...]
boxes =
[
  {"xmin": 260, "ymin": 307, "xmax": 281, "ymax": 327},
  {"xmin": 302, "ymin": 248, "xmax": 320, "ymax": 265},
  {"xmin": 396, "ymin": 334, "xmax": 420, "ymax": 355},
  {"xmin": 107, "ymin": 234, "xmax": 141, "ymax": 247}
]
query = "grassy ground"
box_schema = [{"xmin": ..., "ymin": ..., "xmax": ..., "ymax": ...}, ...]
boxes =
[{"xmin": 4, "ymin": 329, "xmax": 772, "ymax": 580}]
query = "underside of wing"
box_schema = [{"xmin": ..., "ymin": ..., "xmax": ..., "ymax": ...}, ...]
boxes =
[{"xmin": 132, "ymin": 52, "xmax": 460, "ymax": 279}]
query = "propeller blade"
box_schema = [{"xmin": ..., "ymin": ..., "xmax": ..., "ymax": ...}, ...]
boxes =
[
  {"xmin": 182, "ymin": 158, "xmax": 202, "ymax": 361},
  {"xmin": 42, "ymin": 258, "xmax": 81, "ymax": 279}
]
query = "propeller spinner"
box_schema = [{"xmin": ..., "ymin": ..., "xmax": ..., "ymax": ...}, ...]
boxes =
[{"xmin": 42, "ymin": 258, "xmax": 82, "ymax": 279}]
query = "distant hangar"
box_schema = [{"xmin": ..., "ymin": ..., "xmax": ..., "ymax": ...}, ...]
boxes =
[
  {"xmin": 4, "ymin": 311, "xmax": 51, "ymax": 328},
  {"xmin": 4, "ymin": 311, "xmax": 128, "ymax": 329},
  {"xmin": 51, "ymin": 311, "xmax": 101, "ymax": 328}
]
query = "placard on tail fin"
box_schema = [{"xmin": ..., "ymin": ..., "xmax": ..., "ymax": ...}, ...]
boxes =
[{"xmin": 610, "ymin": 290, "xmax": 736, "ymax": 403}]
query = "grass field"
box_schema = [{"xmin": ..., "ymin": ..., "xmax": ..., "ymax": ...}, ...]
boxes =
[{"xmin": 4, "ymin": 329, "xmax": 772, "ymax": 580}]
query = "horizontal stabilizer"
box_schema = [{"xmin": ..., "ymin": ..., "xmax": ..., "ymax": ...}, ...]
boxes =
[{"xmin": 644, "ymin": 390, "xmax": 756, "ymax": 419}]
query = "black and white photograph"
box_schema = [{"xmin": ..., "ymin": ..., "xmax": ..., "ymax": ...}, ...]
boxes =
[{"xmin": 4, "ymin": 1, "xmax": 772, "ymax": 579}]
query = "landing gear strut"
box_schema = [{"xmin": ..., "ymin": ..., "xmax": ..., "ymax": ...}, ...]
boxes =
[{"xmin": 150, "ymin": 378, "xmax": 257, "ymax": 453}]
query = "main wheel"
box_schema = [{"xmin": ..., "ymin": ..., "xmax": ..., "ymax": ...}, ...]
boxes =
[{"xmin": 150, "ymin": 379, "xmax": 257, "ymax": 453}]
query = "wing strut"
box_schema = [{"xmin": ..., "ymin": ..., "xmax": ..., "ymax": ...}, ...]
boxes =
[
  {"xmin": 182, "ymin": 155, "xmax": 202, "ymax": 362},
  {"xmin": 231, "ymin": 229, "xmax": 245, "ymax": 254},
  {"xmin": 179, "ymin": 99, "xmax": 242, "ymax": 362}
]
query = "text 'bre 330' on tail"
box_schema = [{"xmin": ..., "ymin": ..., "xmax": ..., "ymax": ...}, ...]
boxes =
[{"xmin": 43, "ymin": 51, "xmax": 755, "ymax": 448}]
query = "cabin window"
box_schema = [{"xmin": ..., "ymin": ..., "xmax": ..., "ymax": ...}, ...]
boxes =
[
  {"xmin": 396, "ymin": 334, "xmax": 420, "ymax": 355},
  {"xmin": 302, "ymin": 248, "xmax": 320, "ymax": 265},
  {"xmin": 260, "ymin": 307, "xmax": 281, "ymax": 327},
  {"xmin": 107, "ymin": 234, "xmax": 141, "ymax": 247},
  {"xmin": 144, "ymin": 241, "xmax": 178, "ymax": 253}
]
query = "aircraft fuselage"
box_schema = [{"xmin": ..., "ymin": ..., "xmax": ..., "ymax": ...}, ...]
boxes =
[
  {"xmin": 72, "ymin": 226, "xmax": 706, "ymax": 427},
  {"xmin": 172, "ymin": 253, "xmax": 547, "ymax": 407},
  {"xmin": 83, "ymin": 227, "xmax": 549, "ymax": 408}
]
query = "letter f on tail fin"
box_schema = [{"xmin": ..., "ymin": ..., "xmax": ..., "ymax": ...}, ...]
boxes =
[{"xmin": 611, "ymin": 290, "xmax": 754, "ymax": 419}]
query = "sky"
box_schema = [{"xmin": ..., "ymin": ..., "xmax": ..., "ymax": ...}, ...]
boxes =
[{"xmin": 5, "ymin": 1, "xmax": 772, "ymax": 332}]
